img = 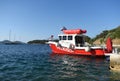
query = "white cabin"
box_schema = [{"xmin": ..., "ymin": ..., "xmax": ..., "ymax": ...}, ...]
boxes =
[{"xmin": 58, "ymin": 34, "xmax": 85, "ymax": 48}]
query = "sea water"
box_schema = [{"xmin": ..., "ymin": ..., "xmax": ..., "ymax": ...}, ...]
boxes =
[{"xmin": 0, "ymin": 44, "xmax": 119, "ymax": 81}]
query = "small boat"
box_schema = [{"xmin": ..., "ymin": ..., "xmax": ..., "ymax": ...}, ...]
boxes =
[{"xmin": 47, "ymin": 28, "xmax": 113, "ymax": 56}]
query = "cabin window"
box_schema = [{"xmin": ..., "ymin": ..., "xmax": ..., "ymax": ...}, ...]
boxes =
[
  {"xmin": 68, "ymin": 36, "xmax": 72, "ymax": 40},
  {"xmin": 59, "ymin": 36, "xmax": 62, "ymax": 40},
  {"xmin": 75, "ymin": 36, "xmax": 84, "ymax": 47},
  {"xmin": 63, "ymin": 36, "xmax": 67, "ymax": 40}
]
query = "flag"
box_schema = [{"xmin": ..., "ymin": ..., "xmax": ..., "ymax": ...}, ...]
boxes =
[
  {"xmin": 61, "ymin": 26, "xmax": 67, "ymax": 31},
  {"xmin": 49, "ymin": 35, "xmax": 54, "ymax": 40}
]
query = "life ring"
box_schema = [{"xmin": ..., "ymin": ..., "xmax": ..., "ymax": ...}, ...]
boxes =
[
  {"xmin": 85, "ymin": 46, "xmax": 91, "ymax": 52},
  {"xmin": 69, "ymin": 44, "xmax": 75, "ymax": 49}
]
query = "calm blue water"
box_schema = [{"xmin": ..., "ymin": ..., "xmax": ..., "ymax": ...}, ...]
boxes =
[{"xmin": 0, "ymin": 44, "xmax": 119, "ymax": 81}]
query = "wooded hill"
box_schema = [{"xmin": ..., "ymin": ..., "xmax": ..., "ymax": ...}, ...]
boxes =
[
  {"xmin": 93, "ymin": 26, "xmax": 120, "ymax": 45},
  {"xmin": 27, "ymin": 39, "xmax": 58, "ymax": 44}
]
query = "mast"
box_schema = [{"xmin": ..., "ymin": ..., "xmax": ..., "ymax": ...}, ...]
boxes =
[
  {"xmin": 9, "ymin": 30, "xmax": 11, "ymax": 41},
  {"xmin": 14, "ymin": 34, "xmax": 16, "ymax": 41}
]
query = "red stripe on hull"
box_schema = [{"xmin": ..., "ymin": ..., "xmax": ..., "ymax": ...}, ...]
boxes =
[{"xmin": 49, "ymin": 44, "xmax": 105, "ymax": 56}]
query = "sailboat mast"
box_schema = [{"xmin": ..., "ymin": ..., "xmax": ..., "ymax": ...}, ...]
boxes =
[{"xmin": 9, "ymin": 30, "xmax": 11, "ymax": 41}]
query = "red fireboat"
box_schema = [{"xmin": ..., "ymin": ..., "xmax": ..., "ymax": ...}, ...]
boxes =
[{"xmin": 47, "ymin": 28, "xmax": 113, "ymax": 56}]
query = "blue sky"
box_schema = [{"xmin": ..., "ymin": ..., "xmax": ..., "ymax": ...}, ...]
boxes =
[{"xmin": 0, "ymin": 0, "xmax": 120, "ymax": 42}]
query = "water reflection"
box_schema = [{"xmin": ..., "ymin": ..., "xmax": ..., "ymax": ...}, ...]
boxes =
[
  {"xmin": 49, "ymin": 54, "xmax": 81, "ymax": 78},
  {"xmin": 110, "ymin": 71, "xmax": 120, "ymax": 81},
  {"xmin": 50, "ymin": 53, "xmax": 106, "ymax": 63},
  {"xmin": 49, "ymin": 53, "xmax": 110, "ymax": 80}
]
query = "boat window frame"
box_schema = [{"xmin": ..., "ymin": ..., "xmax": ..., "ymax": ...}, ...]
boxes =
[
  {"xmin": 63, "ymin": 36, "xmax": 67, "ymax": 40},
  {"xmin": 68, "ymin": 35, "xmax": 72, "ymax": 40},
  {"xmin": 75, "ymin": 35, "xmax": 85, "ymax": 47},
  {"xmin": 59, "ymin": 36, "xmax": 62, "ymax": 40}
]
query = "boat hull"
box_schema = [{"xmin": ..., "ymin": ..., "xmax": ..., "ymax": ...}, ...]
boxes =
[{"xmin": 49, "ymin": 44, "xmax": 107, "ymax": 56}]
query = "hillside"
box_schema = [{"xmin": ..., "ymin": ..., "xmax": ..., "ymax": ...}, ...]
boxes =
[
  {"xmin": 27, "ymin": 39, "xmax": 58, "ymax": 44},
  {"xmin": 93, "ymin": 26, "xmax": 120, "ymax": 45}
]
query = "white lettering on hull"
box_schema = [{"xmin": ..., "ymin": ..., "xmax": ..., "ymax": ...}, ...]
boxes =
[{"xmin": 57, "ymin": 46, "xmax": 74, "ymax": 53}]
